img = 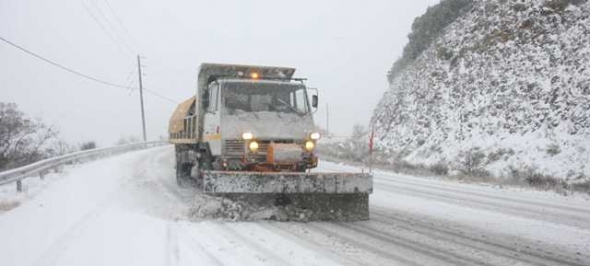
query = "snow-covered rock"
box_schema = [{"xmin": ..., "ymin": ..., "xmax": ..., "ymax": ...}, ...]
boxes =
[{"xmin": 371, "ymin": 0, "xmax": 590, "ymax": 181}]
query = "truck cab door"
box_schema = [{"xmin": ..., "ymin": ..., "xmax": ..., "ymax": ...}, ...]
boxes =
[{"xmin": 203, "ymin": 83, "xmax": 222, "ymax": 156}]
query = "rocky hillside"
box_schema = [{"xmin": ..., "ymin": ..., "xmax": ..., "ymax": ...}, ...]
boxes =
[{"xmin": 371, "ymin": 0, "xmax": 590, "ymax": 181}]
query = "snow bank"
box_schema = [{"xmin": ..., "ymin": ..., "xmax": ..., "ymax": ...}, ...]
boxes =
[{"xmin": 187, "ymin": 194, "xmax": 314, "ymax": 222}]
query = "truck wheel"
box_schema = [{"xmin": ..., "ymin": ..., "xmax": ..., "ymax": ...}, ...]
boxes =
[
  {"xmin": 176, "ymin": 162, "xmax": 192, "ymax": 187},
  {"xmin": 191, "ymin": 163, "xmax": 203, "ymax": 188}
]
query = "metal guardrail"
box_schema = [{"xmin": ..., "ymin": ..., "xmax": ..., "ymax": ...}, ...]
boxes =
[{"xmin": 0, "ymin": 141, "xmax": 169, "ymax": 192}]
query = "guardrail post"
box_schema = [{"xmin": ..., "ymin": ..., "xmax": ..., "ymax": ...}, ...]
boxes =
[
  {"xmin": 16, "ymin": 180, "xmax": 22, "ymax": 192},
  {"xmin": 39, "ymin": 171, "xmax": 45, "ymax": 181}
]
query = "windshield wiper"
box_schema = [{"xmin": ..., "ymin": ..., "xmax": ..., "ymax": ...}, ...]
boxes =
[{"xmin": 276, "ymin": 98, "xmax": 306, "ymax": 116}]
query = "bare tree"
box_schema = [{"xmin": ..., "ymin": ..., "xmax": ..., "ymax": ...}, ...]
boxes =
[
  {"xmin": 116, "ymin": 135, "xmax": 141, "ymax": 146},
  {"xmin": 0, "ymin": 102, "xmax": 58, "ymax": 170},
  {"xmin": 46, "ymin": 138, "xmax": 76, "ymax": 157}
]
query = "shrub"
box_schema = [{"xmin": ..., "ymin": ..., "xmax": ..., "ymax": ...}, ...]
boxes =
[
  {"xmin": 546, "ymin": 144, "xmax": 561, "ymax": 156},
  {"xmin": 46, "ymin": 139, "xmax": 75, "ymax": 157},
  {"xmin": 512, "ymin": 3, "xmax": 527, "ymax": 12},
  {"xmin": 507, "ymin": 166, "xmax": 570, "ymax": 194},
  {"xmin": 437, "ymin": 46, "xmax": 454, "ymax": 60},
  {"xmin": 430, "ymin": 162, "xmax": 449, "ymax": 175},
  {"xmin": 544, "ymin": 0, "xmax": 570, "ymax": 11},
  {"xmin": 116, "ymin": 135, "xmax": 141, "ymax": 146},
  {"xmin": 80, "ymin": 141, "xmax": 97, "ymax": 151},
  {"xmin": 572, "ymin": 179, "xmax": 590, "ymax": 195},
  {"xmin": 457, "ymin": 148, "xmax": 486, "ymax": 174}
]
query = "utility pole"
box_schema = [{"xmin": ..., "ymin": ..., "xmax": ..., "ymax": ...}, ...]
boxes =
[
  {"xmin": 137, "ymin": 55, "xmax": 147, "ymax": 141},
  {"xmin": 326, "ymin": 103, "xmax": 330, "ymax": 137}
]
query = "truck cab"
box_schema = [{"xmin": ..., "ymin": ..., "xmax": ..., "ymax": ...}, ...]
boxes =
[
  {"xmin": 169, "ymin": 64, "xmax": 321, "ymax": 182},
  {"xmin": 203, "ymin": 78, "xmax": 320, "ymax": 172}
]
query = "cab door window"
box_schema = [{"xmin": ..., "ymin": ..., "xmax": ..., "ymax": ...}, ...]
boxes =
[{"xmin": 208, "ymin": 83, "xmax": 219, "ymax": 112}]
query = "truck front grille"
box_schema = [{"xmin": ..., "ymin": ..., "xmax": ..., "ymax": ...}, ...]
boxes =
[
  {"xmin": 223, "ymin": 139, "xmax": 299, "ymax": 161},
  {"xmin": 255, "ymin": 140, "xmax": 298, "ymax": 161},
  {"xmin": 224, "ymin": 139, "xmax": 244, "ymax": 156}
]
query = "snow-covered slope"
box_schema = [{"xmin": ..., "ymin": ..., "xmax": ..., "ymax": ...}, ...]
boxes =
[{"xmin": 372, "ymin": 0, "xmax": 590, "ymax": 180}]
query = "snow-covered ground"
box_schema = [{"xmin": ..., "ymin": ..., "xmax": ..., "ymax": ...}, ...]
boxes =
[{"xmin": 1, "ymin": 146, "xmax": 589, "ymax": 266}]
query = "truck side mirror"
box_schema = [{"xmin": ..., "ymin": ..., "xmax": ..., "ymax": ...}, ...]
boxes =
[{"xmin": 312, "ymin": 95, "xmax": 318, "ymax": 108}]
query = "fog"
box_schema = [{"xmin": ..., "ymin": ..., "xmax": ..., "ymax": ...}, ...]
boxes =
[{"xmin": 1, "ymin": 0, "xmax": 439, "ymax": 146}]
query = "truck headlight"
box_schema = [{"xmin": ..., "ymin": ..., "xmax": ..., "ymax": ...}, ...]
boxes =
[
  {"xmin": 242, "ymin": 132, "xmax": 254, "ymax": 140},
  {"xmin": 310, "ymin": 132, "xmax": 321, "ymax": 140},
  {"xmin": 249, "ymin": 141, "xmax": 259, "ymax": 152},
  {"xmin": 305, "ymin": 141, "xmax": 315, "ymax": 151}
]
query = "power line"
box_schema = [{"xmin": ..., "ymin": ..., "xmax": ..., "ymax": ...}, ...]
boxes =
[
  {"xmin": 81, "ymin": 0, "xmax": 134, "ymax": 57},
  {"xmin": 88, "ymin": 0, "xmax": 135, "ymax": 54},
  {"xmin": 102, "ymin": 0, "xmax": 138, "ymax": 47},
  {"xmin": 0, "ymin": 36, "xmax": 179, "ymax": 104},
  {"xmin": 1, "ymin": 36, "xmax": 130, "ymax": 90},
  {"xmin": 135, "ymin": 57, "xmax": 182, "ymax": 104},
  {"xmin": 144, "ymin": 88, "xmax": 179, "ymax": 104}
]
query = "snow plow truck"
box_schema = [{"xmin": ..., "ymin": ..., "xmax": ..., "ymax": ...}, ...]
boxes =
[{"xmin": 169, "ymin": 63, "xmax": 372, "ymax": 221}]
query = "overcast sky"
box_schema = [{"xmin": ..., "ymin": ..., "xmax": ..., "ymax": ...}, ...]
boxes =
[{"xmin": 1, "ymin": 0, "xmax": 439, "ymax": 146}]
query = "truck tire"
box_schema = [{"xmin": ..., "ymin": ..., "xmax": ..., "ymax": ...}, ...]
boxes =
[
  {"xmin": 176, "ymin": 162, "xmax": 192, "ymax": 187},
  {"xmin": 191, "ymin": 163, "xmax": 203, "ymax": 188}
]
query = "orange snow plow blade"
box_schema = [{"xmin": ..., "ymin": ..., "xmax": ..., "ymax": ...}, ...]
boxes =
[
  {"xmin": 202, "ymin": 171, "xmax": 372, "ymax": 194},
  {"xmin": 202, "ymin": 171, "xmax": 372, "ymax": 221}
]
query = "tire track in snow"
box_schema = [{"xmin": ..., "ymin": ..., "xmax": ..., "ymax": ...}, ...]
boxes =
[
  {"xmin": 304, "ymin": 223, "xmax": 429, "ymax": 266},
  {"xmin": 320, "ymin": 163, "xmax": 590, "ymax": 222},
  {"xmin": 229, "ymin": 222, "xmax": 356, "ymax": 266},
  {"xmin": 206, "ymin": 222, "xmax": 296, "ymax": 266},
  {"xmin": 28, "ymin": 200, "xmax": 109, "ymax": 266},
  {"xmin": 140, "ymin": 147, "xmax": 196, "ymax": 205},
  {"xmin": 26, "ymin": 163, "xmax": 145, "ymax": 266},
  {"xmin": 179, "ymin": 221, "xmax": 293, "ymax": 266},
  {"xmin": 320, "ymin": 161, "xmax": 590, "ymax": 217},
  {"xmin": 165, "ymin": 223, "xmax": 180, "ymax": 266},
  {"xmin": 375, "ymin": 180, "xmax": 590, "ymax": 229},
  {"xmin": 266, "ymin": 222, "xmax": 398, "ymax": 266},
  {"xmin": 138, "ymin": 149, "xmax": 225, "ymax": 265},
  {"xmin": 318, "ymin": 223, "xmax": 497, "ymax": 266},
  {"xmin": 173, "ymin": 223, "xmax": 226, "ymax": 266},
  {"xmin": 369, "ymin": 209, "xmax": 589, "ymax": 266},
  {"xmin": 375, "ymin": 173, "xmax": 590, "ymax": 213},
  {"xmin": 375, "ymin": 175, "xmax": 590, "ymax": 212}
]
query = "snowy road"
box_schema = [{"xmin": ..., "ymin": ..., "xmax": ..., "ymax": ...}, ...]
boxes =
[{"xmin": 1, "ymin": 146, "xmax": 589, "ymax": 266}]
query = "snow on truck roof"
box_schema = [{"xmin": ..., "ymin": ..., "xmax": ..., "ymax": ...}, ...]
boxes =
[
  {"xmin": 218, "ymin": 78, "xmax": 305, "ymax": 86},
  {"xmin": 198, "ymin": 63, "xmax": 296, "ymax": 81}
]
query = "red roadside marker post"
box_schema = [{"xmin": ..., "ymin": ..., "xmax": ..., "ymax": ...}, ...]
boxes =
[{"xmin": 368, "ymin": 129, "xmax": 375, "ymax": 173}]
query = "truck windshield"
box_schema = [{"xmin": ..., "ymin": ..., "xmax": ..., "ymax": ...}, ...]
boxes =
[{"xmin": 222, "ymin": 81, "xmax": 310, "ymax": 115}]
